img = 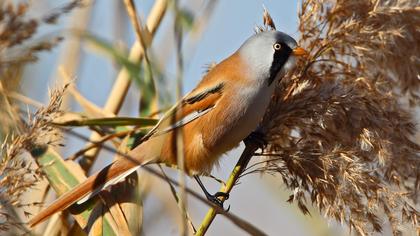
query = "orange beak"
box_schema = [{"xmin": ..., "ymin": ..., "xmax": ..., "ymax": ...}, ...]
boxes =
[{"xmin": 292, "ymin": 47, "xmax": 308, "ymax": 58}]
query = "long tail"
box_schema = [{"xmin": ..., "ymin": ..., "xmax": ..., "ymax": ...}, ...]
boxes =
[{"xmin": 28, "ymin": 149, "xmax": 149, "ymax": 227}]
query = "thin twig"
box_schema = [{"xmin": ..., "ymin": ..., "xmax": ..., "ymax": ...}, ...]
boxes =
[
  {"xmin": 53, "ymin": 0, "xmax": 93, "ymax": 111},
  {"xmin": 123, "ymin": 0, "xmax": 153, "ymax": 66},
  {"xmin": 68, "ymin": 130, "xmax": 132, "ymax": 160},
  {"xmin": 173, "ymin": 1, "xmax": 188, "ymax": 234},
  {"xmin": 206, "ymin": 174, "xmax": 226, "ymax": 186},
  {"xmin": 123, "ymin": 0, "xmax": 158, "ymax": 116},
  {"xmin": 159, "ymin": 165, "xmax": 197, "ymax": 234},
  {"xmin": 59, "ymin": 67, "xmax": 113, "ymax": 117},
  {"xmin": 3, "ymin": 91, "xmax": 44, "ymax": 108}
]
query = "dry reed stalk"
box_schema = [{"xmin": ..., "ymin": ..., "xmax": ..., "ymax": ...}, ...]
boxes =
[
  {"xmin": 81, "ymin": 0, "xmax": 168, "ymax": 171},
  {"xmin": 1, "ymin": 89, "xmax": 44, "ymax": 108},
  {"xmin": 42, "ymin": 213, "xmax": 65, "ymax": 236},
  {"xmin": 53, "ymin": 0, "xmax": 93, "ymax": 109},
  {"xmin": 159, "ymin": 165, "xmax": 197, "ymax": 234},
  {"xmin": 59, "ymin": 67, "xmax": 112, "ymax": 117},
  {"xmin": 123, "ymin": 0, "xmax": 152, "ymax": 65},
  {"xmin": 123, "ymin": 0, "xmax": 159, "ymax": 118}
]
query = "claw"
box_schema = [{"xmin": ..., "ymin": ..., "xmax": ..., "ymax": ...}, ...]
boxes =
[
  {"xmin": 194, "ymin": 176, "xmax": 230, "ymax": 212},
  {"xmin": 207, "ymin": 196, "xmax": 230, "ymax": 212},
  {"xmin": 214, "ymin": 191, "xmax": 229, "ymax": 200},
  {"xmin": 206, "ymin": 192, "xmax": 229, "ymax": 211}
]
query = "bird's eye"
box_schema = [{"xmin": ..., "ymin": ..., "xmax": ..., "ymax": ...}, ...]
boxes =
[{"xmin": 273, "ymin": 43, "xmax": 282, "ymax": 50}]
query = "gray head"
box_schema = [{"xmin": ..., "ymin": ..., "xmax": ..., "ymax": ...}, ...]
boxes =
[{"xmin": 238, "ymin": 31, "xmax": 300, "ymax": 85}]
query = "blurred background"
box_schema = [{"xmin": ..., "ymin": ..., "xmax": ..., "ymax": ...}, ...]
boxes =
[{"xmin": 5, "ymin": 0, "xmax": 416, "ymax": 235}]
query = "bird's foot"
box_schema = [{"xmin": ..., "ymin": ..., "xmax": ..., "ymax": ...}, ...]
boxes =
[
  {"xmin": 205, "ymin": 191, "xmax": 230, "ymax": 211},
  {"xmin": 244, "ymin": 131, "xmax": 267, "ymax": 149}
]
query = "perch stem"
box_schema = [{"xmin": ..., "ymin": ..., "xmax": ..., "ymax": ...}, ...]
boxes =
[{"xmin": 196, "ymin": 142, "xmax": 259, "ymax": 236}]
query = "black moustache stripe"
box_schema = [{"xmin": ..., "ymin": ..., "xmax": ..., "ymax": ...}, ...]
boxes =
[{"xmin": 267, "ymin": 43, "xmax": 292, "ymax": 86}]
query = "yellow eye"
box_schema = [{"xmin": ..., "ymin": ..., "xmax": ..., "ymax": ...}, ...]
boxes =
[{"xmin": 273, "ymin": 43, "xmax": 282, "ymax": 50}]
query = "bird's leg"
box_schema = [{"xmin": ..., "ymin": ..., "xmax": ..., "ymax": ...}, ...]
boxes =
[
  {"xmin": 244, "ymin": 130, "xmax": 268, "ymax": 148},
  {"xmin": 194, "ymin": 176, "xmax": 229, "ymax": 210}
]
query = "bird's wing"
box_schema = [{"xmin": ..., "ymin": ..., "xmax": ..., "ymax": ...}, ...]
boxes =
[{"xmin": 142, "ymin": 82, "xmax": 224, "ymax": 140}]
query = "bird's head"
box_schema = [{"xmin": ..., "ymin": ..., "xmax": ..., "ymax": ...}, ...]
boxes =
[{"xmin": 238, "ymin": 30, "xmax": 307, "ymax": 86}]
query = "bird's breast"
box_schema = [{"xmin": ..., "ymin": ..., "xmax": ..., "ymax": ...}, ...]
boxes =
[{"xmin": 221, "ymin": 82, "xmax": 274, "ymax": 144}]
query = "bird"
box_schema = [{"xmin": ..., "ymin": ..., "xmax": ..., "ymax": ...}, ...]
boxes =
[{"xmin": 28, "ymin": 30, "xmax": 307, "ymax": 227}]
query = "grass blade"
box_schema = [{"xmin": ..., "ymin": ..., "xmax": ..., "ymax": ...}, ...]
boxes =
[{"xmin": 52, "ymin": 116, "xmax": 158, "ymax": 127}]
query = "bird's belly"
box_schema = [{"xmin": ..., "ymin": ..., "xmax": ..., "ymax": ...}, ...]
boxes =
[{"xmin": 236, "ymin": 90, "xmax": 271, "ymax": 136}]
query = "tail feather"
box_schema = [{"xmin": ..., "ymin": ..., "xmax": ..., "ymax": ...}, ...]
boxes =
[
  {"xmin": 29, "ymin": 120, "xmax": 167, "ymax": 228},
  {"xmin": 28, "ymin": 158, "xmax": 140, "ymax": 227},
  {"xmin": 76, "ymin": 166, "xmax": 139, "ymax": 205}
]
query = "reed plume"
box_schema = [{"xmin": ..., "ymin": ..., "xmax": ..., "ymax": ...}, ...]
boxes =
[{"xmin": 256, "ymin": 0, "xmax": 419, "ymax": 234}]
